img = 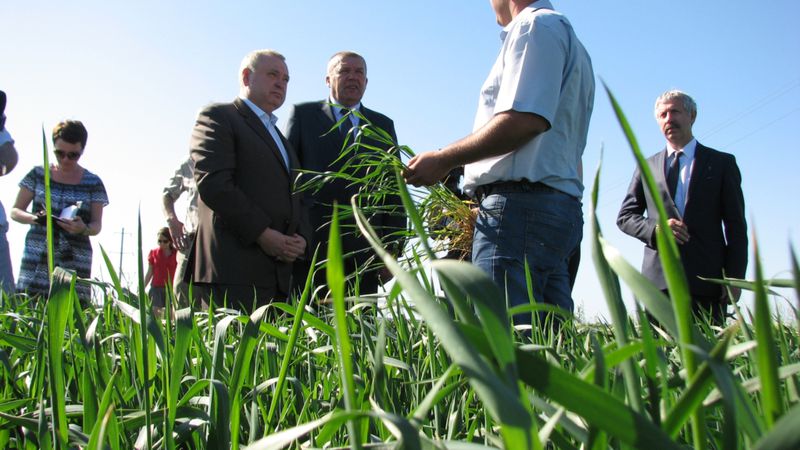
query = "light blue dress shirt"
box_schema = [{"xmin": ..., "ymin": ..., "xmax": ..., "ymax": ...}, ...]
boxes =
[
  {"xmin": 240, "ymin": 97, "xmax": 290, "ymax": 169},
  {"xmin": 667, "ymin": 138, "xmax": 697, "ymax": 217},
  {"xmin": 463, "ymin": 0, "xmax": 595, "ymax": 198}
]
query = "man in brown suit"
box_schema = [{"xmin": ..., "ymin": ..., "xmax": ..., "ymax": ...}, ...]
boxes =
[{"xmin": 189, "ymin": 49, "xmax": 310, "ymax": 312}]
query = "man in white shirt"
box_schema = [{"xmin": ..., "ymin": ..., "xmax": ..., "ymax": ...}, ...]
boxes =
[
  {"xmin": 162, "ymin": 156, "xmax": 199, "ymax": 306},
  {"xmin": 404, "ymin": 0, "xmax": 595, "ymax": 329}
]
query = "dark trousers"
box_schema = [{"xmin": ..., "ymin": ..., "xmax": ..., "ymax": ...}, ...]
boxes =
[
  {"xmin": 200, "ymin": 282, "xmax": 285, "ymax": 314},
  {"xmin": 656, "ymin": 289, "xmax": 728, "ymax": 327},
  {"xmin": 291, "ymin": 258, "xmax": 384, "ymax": 298},
  {"xmin": 692, "ymin": 294, "xmax": 729, "ymax": 326}
]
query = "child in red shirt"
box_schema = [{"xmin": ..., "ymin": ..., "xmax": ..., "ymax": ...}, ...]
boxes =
[{"xmin": 144, "ymin": 227, "xmax": 177, "ymax": 312}]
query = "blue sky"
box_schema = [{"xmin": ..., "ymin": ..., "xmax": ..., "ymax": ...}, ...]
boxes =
[{"xmin": 2, "ymin": 1, "xmax": 799, "ymax": 320}]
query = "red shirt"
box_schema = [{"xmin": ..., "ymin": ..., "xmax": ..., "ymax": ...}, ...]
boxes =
[{"xmin": 148, "ymin": 247, "xmax": 177, "ymax": 287}]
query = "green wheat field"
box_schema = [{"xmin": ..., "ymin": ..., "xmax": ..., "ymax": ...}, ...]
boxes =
[{"xmin": 0, "ymin": 89, "xmax": 797, "ymax": 450}]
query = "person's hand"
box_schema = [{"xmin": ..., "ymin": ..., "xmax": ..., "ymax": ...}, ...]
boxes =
[
  {"xmin": 727, "ymin": 286, "xmax": 742, "ymax": 303},
  {"xmin": 33, "ymin": 211, "xmax": 48, "ymax": 225},
  {"xmin": 285, "ymin": 233, "xmax": 306, "ymax": 261},
  {"xmin": 258, "ymin": 229, "xmax": 306, "ymax": 263},
  {"xmin": 665, "ymin": 218, "xmax": 689, "ymax": 244},
  {"xmin": 56, "ymin": 217, "xmax": 90, "ymax": 236},
  {"xmin": 167, "ymin": 217, "xmax": 187, "ymax": 251},
  {"xmin": 0, "ymin": 141, "xmax": 18, "ymax": 176},
  {"xmin": 378, "ymin": 266, "xmax": 394, "ymax": 283},
  {"xmin": 404, "ymin": 151, "xmax": 451, "ymax": 187}
]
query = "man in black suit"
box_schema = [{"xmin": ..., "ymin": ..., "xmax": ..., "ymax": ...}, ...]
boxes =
[
  {"xmin": 617, "ymin": 90, "xmax": 748, "ymax": 323},
  {"xmin": 285, "ymin": 51, "xmax": 404, "ymax": 295},
  {"xmin": 189, "ymin": 49, "xmax": 310, "ymax": 312}
]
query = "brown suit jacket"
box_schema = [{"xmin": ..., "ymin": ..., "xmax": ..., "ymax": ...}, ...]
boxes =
[{"xmin": 189, "ymin": 98, "xmax": 310, "ymax": 297}]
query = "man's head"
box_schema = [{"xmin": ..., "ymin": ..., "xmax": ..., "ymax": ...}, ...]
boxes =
[
  {"xmin": 326, "ymin": 51, "xmax": 367, "ymax": 108},
  {"xmin": 489, "ymin": 0, "xmax": 537, "ymax": 27},
  {"xmin": 240, "ymin": 49, "xmax": 289, "ymax": 114},
  {"xmin": 654, "ymin": 90, "xmax": 697, "ymax": 148}
]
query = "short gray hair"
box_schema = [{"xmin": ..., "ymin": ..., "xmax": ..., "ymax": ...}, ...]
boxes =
[
  {"xmin": 655, "ymin": 90, "xmax": 697, "ymax": 118},
  {"xmin": 239, "ymin": 49, "xmax": 285, "ymax": 86},
  {"xmin": 326, "ymin": 51, "xmax": 366, "ymax": 77}
]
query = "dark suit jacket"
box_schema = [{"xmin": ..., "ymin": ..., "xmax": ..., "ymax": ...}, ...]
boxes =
[
  {"xmin": 189, "ymin": 98, "xmax": 310, "ymax": 296},
  {"xmin": 617, "ymin": 143, "xmax": 748, "ymax": 297},
  {"xmin": 285, "ymin": 101, "xmax": 405, "ymax": 285}
]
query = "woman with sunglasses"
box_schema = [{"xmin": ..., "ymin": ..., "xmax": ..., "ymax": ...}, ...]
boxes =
[
  {"xmin": 10, "ymin": 120, "xmax": 108, "ymax": 304},
  {"xmin": 144, "ymin": 227, "xmax": 177, "ymax": 314}
]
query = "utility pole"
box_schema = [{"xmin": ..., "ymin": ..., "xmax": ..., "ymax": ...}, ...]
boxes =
[
  {"xmin": 119, "ymin": 226, "xmax": 125, "ymax": 275},
  {"xmin": 110, "ymin": 227, "xmax": 133, "ymax": 284}
]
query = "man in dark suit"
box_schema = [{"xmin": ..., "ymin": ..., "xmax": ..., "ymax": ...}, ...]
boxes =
[
  {"xmin": 617, "ymin": 90, "xmax": 748, "ymax": 323},
  {"xmin": 285, "ymin": 51, "xmax": 404, "ymax": 295},
  {"xmin": 189, "ymin": 49, "xmax": 310, "ymax": 312}
]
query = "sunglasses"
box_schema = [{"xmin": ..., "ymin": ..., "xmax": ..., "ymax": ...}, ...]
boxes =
[
  {"xmin": 158, "ymin": 239, "xmax": 170, "ymax": 244},
  {"xmin": 54, "ymin": 149, "xmax": 81, "ymax": 160}
]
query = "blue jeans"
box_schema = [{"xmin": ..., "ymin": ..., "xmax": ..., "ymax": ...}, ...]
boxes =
[
  {"xmin": 0, "ymin": 222, "xmax": 15, "ymax": 294},
  {"xmin": 471, "ymin": 183, "xmax": 582, "ymax": 327}
]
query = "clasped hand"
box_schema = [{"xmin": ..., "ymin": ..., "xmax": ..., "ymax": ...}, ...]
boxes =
[{"xmin": 258, "ymin": 228, "xmax": 306, "ymax": 263}]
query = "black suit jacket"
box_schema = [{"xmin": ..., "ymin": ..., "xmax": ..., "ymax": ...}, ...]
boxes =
[
  {"xmin": 617, "ymin": 143, "xmax": 748, "ymax": 297},
  {"xmin": 285, "ymin": 101, "xmax": 405, "ymax": 281},
  {"xmin": 189, "ymin": 98, "xmax": 310, "ymax": 295}
]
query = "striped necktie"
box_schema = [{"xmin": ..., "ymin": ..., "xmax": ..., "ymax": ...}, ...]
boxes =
[{"xmin": 666, "ymin": 150, "xmax": 683, "ymax": 199}]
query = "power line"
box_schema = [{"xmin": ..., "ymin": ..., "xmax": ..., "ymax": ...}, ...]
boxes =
[
  {"xmin": 106, "ymin": 227, "xmax": 134, "ymax": 279},
  {"xmin": 720, "ymin": 106, "xmax": 800, "ymax": 150},
  {"xmin": 700, "ymin": 78, "xmax": 800, "ymax": 140},
  {"xmin": 596, "ymin": 78, "xmax": 800, "ymax": 210}
]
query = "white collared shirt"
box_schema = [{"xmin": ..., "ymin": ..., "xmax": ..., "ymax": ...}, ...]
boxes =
[
  {"xmin": 462, "ymin": 0, "xmax": 595, "ymax": 198},
  {"xmin": 162, "ymin": 157, "xmax": 198, "ymax": 233},
  {"xmin": 240, "ymin": 97, "xmax": 290, "ymax": 169},
  {"xmin": 666, "ymin": 138, "xmax": 697, "ymax": 216}
]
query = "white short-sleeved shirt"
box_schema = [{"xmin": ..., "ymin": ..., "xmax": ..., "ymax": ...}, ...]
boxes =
[
  {"xmin": 163, "ymin": 157, "xmax": 198, "ymax": 234},
  {"xmin": 463, "ymin": 0, "xmax": 595, "ymax": 199}
]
